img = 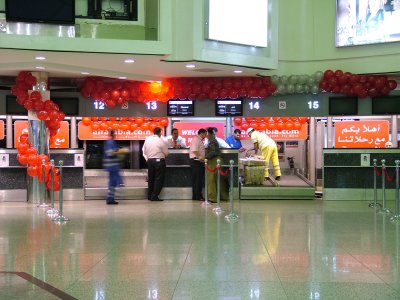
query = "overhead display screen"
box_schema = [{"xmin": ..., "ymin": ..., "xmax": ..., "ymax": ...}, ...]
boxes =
[
  {"xmin": 167, "ymin": 100, "xmax": 194, "ymax": 116},
  {"xmin": 215, "ymin": 99, "xmax": 243, "ymax": 116}
]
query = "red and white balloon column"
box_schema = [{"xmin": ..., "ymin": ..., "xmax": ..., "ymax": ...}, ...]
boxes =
[{"xmin": 11, "ymin": 71, "xmax": 64, "ymax": 202}]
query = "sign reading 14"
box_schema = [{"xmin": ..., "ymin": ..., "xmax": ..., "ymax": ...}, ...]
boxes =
[{"xmin": 248, "ymin": 101, "xmax": 260, "ymax": 110}]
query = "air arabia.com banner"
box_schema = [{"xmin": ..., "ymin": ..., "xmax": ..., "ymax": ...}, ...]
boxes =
[{"xmin": 235, "ymin": 124, "xmax": 309, "ymax": 141}]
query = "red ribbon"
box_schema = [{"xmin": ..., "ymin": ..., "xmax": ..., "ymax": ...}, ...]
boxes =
[
  {"xmin": 374, "ymin": 165, "xmax": 382, "ymax": 177},
  {"xmin": 384, "ymin": 168, "xmax": 395, "ymax": 182}
]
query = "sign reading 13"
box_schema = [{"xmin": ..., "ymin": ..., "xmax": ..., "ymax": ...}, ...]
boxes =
[{"xmin": 146, "ymin": 101, "xmax": 157, "ymax": 110}]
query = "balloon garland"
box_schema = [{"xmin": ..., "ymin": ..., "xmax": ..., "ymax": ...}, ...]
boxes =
[
  {"xmin": 80, "ymin": 70, "xmax": 397, "ymax": 109},
  {"xmin": 11, "ymin": 71, "xmax": 63, "ymax": 191},
  {"xmin": 233, "ymin": 116, "xmax": 308, "ymax": 132},
  {"xmin": 81, "ymin": 116, "xmax": 169, "ymax": 132}
]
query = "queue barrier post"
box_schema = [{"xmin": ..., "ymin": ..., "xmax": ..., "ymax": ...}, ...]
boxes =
[
  {"xmin": 379, "ymin": 159, "xmax": 392, "ymax": 215},
  {"xmin": 390, "ymin": 160, "xmax": 400, "ymax": 222},
  {"xmin": 212, "ymin": 159, "xmax": 223, "ymax": 215},
  {"xmin": 225, "ymin": 160, "xmax": 239, "ymax": 222},
  {"xmin": 369, "ymin": 159, "xmax": 381, "ymax": 208},
  {"xmin": 37, "ymin": 158, "xmax": 49, "ymax": 208},
  {"xmin": 46, "ymin": 159, "xmax": 58, "ymax": 217},
  {"xmin": 52, "ymin": 160, "xmax": 70, "ymax": 223},
  {"xmin": 202, "ymin": 159, "xmax": 212, "ymax": 207}
]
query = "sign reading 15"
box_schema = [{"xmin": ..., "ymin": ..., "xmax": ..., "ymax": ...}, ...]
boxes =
[
  {"xmin": 146, "ymin": 101, "xmax": 157, "ymax": 110},
  {"xmin": 308, "ymin": 100, "xmax": 319, "ymax": 110}
]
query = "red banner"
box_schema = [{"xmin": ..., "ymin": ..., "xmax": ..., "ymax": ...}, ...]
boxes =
[
  {"xmin": 0, "ymin": 121, "xmax": 4, "ymax": 140},
  {"xmin": 234, "ymin": 124, "xmax": 308, "ymax": 141},
  {"xmin": 78, "ymin": 122, "xmax": 158, "ymax": 140},
  {"xmin": 173, "ymin": 122, "xmax": 225, "ymax": 145}
]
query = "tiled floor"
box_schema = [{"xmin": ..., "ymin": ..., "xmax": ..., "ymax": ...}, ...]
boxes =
[{"xmin": 1, "ymin": 199, "xmax": 400, "ymax": 299}]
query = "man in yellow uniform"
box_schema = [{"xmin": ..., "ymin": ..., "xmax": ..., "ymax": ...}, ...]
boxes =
[{"xmin": 247, "ymin": 127, "xmax": 281, "ymax": 181}]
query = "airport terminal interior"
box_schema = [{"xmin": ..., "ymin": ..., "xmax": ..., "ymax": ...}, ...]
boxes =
[{"xmin": 1, "ymin": 0, "xmax": 400, "ymax": 299}]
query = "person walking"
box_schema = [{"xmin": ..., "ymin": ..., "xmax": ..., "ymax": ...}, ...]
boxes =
[
  {"xmin": 164, "ymin": 128, "xmax": 186, "ymax": 148},
  {"xmin": 189, "ymin": 128, "xmax": 207, "ymax": 201},
  {"xmin": 142, "ymin": 127, "xmax": 169, "ymax": 201},
  {"xmin": 103, "ymin": 129, "xmax": 126, "ymax": 205},
  {"xmin": 247, "ymin": 127, "xmax": 282, "ymax": 181},
  {"xmin": 205, "ymin": 127, "xmax": 229, "ymax": 202},
  {"xmin": 225, "ymin": 128, "xmax": 246, "ymax": 152}
]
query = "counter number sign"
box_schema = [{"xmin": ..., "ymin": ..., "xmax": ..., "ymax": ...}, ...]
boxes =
[
  {"xmin": 94, "ymin": 100, "xmax": 105, "ymax": 110},
  {"xmin": 248, "ymin": 101, "xmax": 260, "ymax": 110},
  {"xmin": 308, "ymin": 100, "xmax": 319, "ymax": 110},
  {"xmin": 146, "ymin": 101, "xmax": 157, "ymax": 110}
]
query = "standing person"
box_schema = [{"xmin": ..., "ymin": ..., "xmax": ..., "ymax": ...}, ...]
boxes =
[
  {"xmin": 189, "ymin": 128, "xmax": 207, "ymax": 201},
  {"xmin": 204, "ymin": 127, "xmax": 230, "ymax": 148},
  {"xmin": 205, "ymin": 127, "xmax": 229, "ymax": 202},
  {"xmin": 103, "ymin": 130, "xmax": 125, "ymax": 205},
  {"xmin": 225, "ymin": 129, "xmax": 246, "ymax": 152},
  {"xmin": 164, "ymin": 128, "xmax": 186, "ymax": 149},
  {"xmin": 142, "ymin": 127, "xmax": 169, "ymax": 201},
  {"xmin": 247, "ymin": 127, "xmax": 282, "ymax": 181}
]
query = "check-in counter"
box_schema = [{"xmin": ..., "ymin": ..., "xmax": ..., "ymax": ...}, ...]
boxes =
[
  {"xmin": 323, "ymin": 148, "xmax": 399, "ymax": 201},
  {"xmin": 160, "ymin": 149, "xmax": 240, "ymax": 200},
  {"xmin": 0, "ymin": 149, "xmax": 85, "ymax": 202}
]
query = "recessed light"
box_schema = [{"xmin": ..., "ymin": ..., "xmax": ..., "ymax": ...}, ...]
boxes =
[
  {"xmin": 234, "ymin": 70, "xmax": 243, "ymax": 74},
  {"xmin": 118, "ymin": 76, "xmax": 127, "ymax": 80},
  {"xmin": 124, "ymin": 58, "xmax": 135, "ymax": 63},
  {"xmin": 185, "ymin": 64, "xmax": 196, "ymax": 69},
  {"xmin": 81, "ymin": 72, "xmax": 90, "ymax": 75},
  {"xmin": 35, "ymin": 56, "xmax": 46, "ymax": 60},
  {"xmin": 35, "ymin": 66, "xmax": 45, "ymax": 70}
]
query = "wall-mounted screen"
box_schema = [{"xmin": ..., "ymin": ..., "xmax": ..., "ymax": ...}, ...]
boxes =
[
  {"xmin": 52, "ymin": 97, "xmax": 79, "ymax": 116},
  {"xmin": 206, "ymin": 0, "xmax": 268, "ymax": 47},
  {"xmin": 5, "ymin": 0, "xmax": 75, "ymax": 25},
  {"xmin": 215, "ymin": 99, "xmax": 243, "ymax": 116},
  {"xmin": 167, "ymin": 100, "xmax": 194, "ymax": 116},
  {"xmin": 336, "ymin": 0, "xmax": 400, "ymax": 47},
  {"xmin": 6, "ymin": 96, "xmax": 26, "ymax": 115},
  {"xmin": 329, "ymin": 96, "xmax": 358, "ymax": 115},
  {"xmin": 372, "ymin": 96, "xmax": 400, "ymax": 115}
]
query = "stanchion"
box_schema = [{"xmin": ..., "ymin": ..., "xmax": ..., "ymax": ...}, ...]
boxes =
[
  {"xmin": 52, "ymin": 160, "xmax": 70, "ymax": 223},
  {"xmin": 213, "ymin": 159, "xmax": 223, "ymax": 214},
  {"xmin": 202, "ymin": 159, "xmax": 212, "ymax": 207},
  {"xmin": 225, "ymin": 160, "xmax": 239, "ymax": 222},
  {"xmin": 390, "ymin": 160, "xmax": 400, "ymax": 222},
  {"xmin": 379, "ymin": 159, "xmax": 392, "ymax": 214},
  {"xmin": 46, "ymin": 159, "xmax": 58, "ymax": 217},
  {"xmin": 37, "ymin": 159, "xmax": 49, "ymax": 208},
  {"xmin": 369, "ymin": 159, "xmax": 381, "ymax": 208}
]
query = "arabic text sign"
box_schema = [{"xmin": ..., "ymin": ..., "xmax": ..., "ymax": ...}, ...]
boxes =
[
  {"xmin": 14, "ymin": 120, "xmax": 70, "ymax": 149},
  {"xmin": 335, "ymin": 121, "xmax": 389, "ymax": 148}
]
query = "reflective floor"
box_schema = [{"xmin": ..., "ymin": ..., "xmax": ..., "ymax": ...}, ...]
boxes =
[{"xmin": 1, "ymin": 199, "xmax": 400, "ymax": 299}]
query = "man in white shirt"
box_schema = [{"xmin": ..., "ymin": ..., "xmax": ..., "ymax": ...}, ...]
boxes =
[
  {"xmin": 164, "ymin": 128, "xmax": 186, "ymax": 149},
  {"xmin": 189, "ymin": 128, "xmax": 207, "ymax": 200},
  {"xmin": 142, "ymin": 127, "xmax": 169, "ymax": 201}
]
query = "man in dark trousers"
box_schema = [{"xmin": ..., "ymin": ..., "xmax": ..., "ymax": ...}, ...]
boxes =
[
  {"xmin": 142, "ymin": 127, "xmax": 169, "ymax": 201},
  {"xmin": 189, "ymin": 128, "xmax": 207, "ymax": 200},
  {"xmin": 103, "ymin": 129, "xmax": 126, "ymax": 205}
]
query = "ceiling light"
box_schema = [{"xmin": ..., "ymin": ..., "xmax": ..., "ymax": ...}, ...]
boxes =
[
  {"xmin": 35, "ymin": 66, "xmax": 45, "ymax": 70},
  {"xmin": 118, "ymin": 76, "xmax": 127, "ymax": 80},
  {"xmin": 35, "ymin": 56, "xmax": 46, "ymax": 60},
  {"xmin": 185, "ymin": 64, "xmax": 196, "ymax": 69},
  {"xmin": 124, "ymin": 58, "xmax": 135, "ymax": 63},
  {"xmin": 234, "ymin": 70, "xmax": 243, "ymax": 74},
  {"xmin": 81, "ymin": 72, "xmax": 90, "ymax": 75}
]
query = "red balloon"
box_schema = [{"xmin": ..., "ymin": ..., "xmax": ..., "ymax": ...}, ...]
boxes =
[
  {"xmin": 37, "ymin": 110, "xmax": 49, "ymax": 121},
  {"xmin": 17, "ymin": 154, "xmax": 28, "ymax": 165},
  {"xmin": 82, "ymin": 117, "xmax": 92, "ymax": 126},
  {"xmin": 111, "ymin": 90, "xmax": 120, "ymax": 101},
  {"xmin": 160, "ymin": 118, "xmax": 169, "ymax": 127},
  {"xmin": 27, "ymin": 165, "xmax": 38, "ymax": 177},
  {"xmin": 27, "ymin": 154, "xmax": 38, "ymax": 166},
  {"xmin": 323, "ymin": 70, "xmax": 335, "ymax": 80},
  {"xmin": 241, "ymin": 123, "xmax": 249, "ymax": 131},
  {"xmin": 17, "ymin": 142, "xmax": 29, "ymax": 154},
  {"xmin": 30, "ymin": 91, "xmax": 42, "ymax": 102},
  {"xmin": 233, "ymin": 117, "xmax": 242, "ymax": 126},
  {"xmin": 26, "ymin": 147, "xmax": 38, "ymax": 156}
]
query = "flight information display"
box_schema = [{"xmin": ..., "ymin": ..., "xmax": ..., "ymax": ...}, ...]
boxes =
[
  {"xmin": 167, "ymin": 100, "xmax": 195, "ymax": 116},
  {"xmin": 215, "ymin": 99, "xmax": 243, "ymax": 116}
]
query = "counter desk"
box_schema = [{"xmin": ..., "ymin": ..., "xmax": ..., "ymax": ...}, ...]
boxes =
[
  {"xmin": 323, "ymin": 148, "xmax": 399, "ymax": 201},
  {"xmin": 160, "ymin": 149, "xmax": 240, "ymax": 200}
]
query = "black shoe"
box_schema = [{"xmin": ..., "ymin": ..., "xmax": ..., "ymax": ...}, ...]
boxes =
[
  {"xmin": 150, "ymin": 197, "xmax": 163, "ymax": 201},
  {"xmin": 275, "ymin": 176, "xmax": 281, "ymax": 181},
  {"xmin": 264, "ymin": 177, "xmax": 270, "ymax": 181},
  {"xmin": 107, "ymin": 201, "xmax": 119, "ymax": 205}
]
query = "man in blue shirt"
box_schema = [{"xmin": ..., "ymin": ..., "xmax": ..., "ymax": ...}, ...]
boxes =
[
  {"xmin": 225, "ymin": 129, "xmax": 245, "ymax": 152},
  {"xmin": 103, "ymin": 130, "xmax": 125, "ymax": 205}
]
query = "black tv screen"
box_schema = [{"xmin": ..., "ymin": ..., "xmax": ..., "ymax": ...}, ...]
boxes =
[
  {"xmin": 329, "ymin": 96, "xmax": 358, "ymax": 116},
  {"xmin": 167, "ymin": 100, "xmax": 194, "ymax": 116},
  {"xmin": 6, "ymin": 95, "xmax": 26, "ymax": 115},
  {"xmin": 215, "ymin": 99, "xmax": 243, "ymax": 116},
  {"xmin": 372, "ymin": 96, "xmax": 400, "ymax": 115},
  {"xmin": 5, "ymin": 0, "xmax": 75, "ymax": 25},
  {"xmin": 52, "ymin": 97, "xmax": 79, "ymax": 116}
]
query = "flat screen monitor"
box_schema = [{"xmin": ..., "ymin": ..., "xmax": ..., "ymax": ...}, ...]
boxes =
[
  {"xmin": 6, "ymin": 95, "xmax": 26, "ymax": 115},
  {"xmin": 215, "ymin": 99, "xmax": 243, "ymax": 116},
  {"xmin": 167, "ymin": 100, "xmax": 194, "ymax": 116},
  {"xmin": 52, "ymin": 97, "xmax": 79, "ymax": 116},
  {"xmin": 336, "ymin": 0, "xmax": 400, "ymax": 47},
  {"xmin": 329, "ymin": 96, "xmax": 358, "ymax": 116},
  {"xmin": 5, "ymin": 0, "xmax": 75, "ymax": 25},
  {"xmin": 372, "ymin": 96, "xmax": 400, "ymax": 115}
]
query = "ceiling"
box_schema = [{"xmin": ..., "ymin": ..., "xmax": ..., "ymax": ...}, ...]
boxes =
[{"xmin": 0, "ymin": 48, "xmax": 265, "ymax": 89}]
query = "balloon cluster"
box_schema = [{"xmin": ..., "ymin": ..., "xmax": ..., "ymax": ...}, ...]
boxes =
[
  {"xmin": 16, "ymin": 132, "xmax": 60, "ymax": 191},
  {"xmin": 11, "ymin": 71, "xmax": 65, "ymax": 188},
  {"xmin": 319, "ymin": 70, "xmax": 397, "ymax": 98},
  {"xmin": 271, "ymin": 71, "xmax": 323, "ymax": 95},
  {"xmin": 233, "ymin": 117, "xmax": 308, "ymax": 131},
  {"xmin": 80, "ymin": 77, "xmax": 174, "ymax": 107},
  {"xmin": 82, "ymin": 116, "xmax": 169, "ymax": 132}
]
